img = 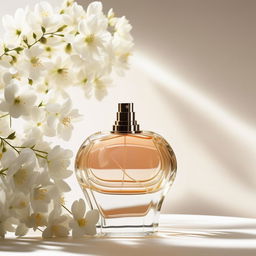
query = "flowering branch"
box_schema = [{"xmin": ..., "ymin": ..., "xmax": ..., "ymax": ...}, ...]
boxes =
[
  {"xmin": 0, "ymin": 28, "xmax": 66, "ymax": 60},
  {"xmin": 0, "ymin": 134, "xmax": 48, "ymax": 160},
  {"xmin": 0, "ymin": 0, "xmax": 133, "ymax": 239}
]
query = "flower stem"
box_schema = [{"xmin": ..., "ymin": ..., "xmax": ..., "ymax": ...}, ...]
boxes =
[
  {"xmin": 0, "ymin": 136, "xmax": 48, "ymax": 160},
  {"xmin": 35, "ymin": 153, "xmax": 48, "ymax": 159},
  {"xmin": 61, "ymin": 204, "xmax": 72, "ymax": 215},
  {"xmin": 15, "ymin": 146, "xmax": 48, "ymax": 155},
  {"xmin": 0, "ymin": 137, "xmax": 20, "ymax": 153},
  {"xmin": 0, "ymin": 113, "xmax": 9, "ymax": 119},
  {"xmin": 0, "ymin": 29, "xmax": 64, "ymax": 59},
  {"xmin": 28, "ymin": 31, "xmax": 64, "ymax": 49}
]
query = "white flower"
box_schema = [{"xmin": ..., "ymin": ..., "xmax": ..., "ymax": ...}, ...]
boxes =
[
  {"xmin": 46, "ymin": 98, "xmax": 81, "ymax": 140},
  {"xmin": 42, "ymin": 207, "xmax": 70, "ymax": 238},
  {"xmin": 112, "ymin": 37, "xmax": 133, "ymax": 75},
  {"xmin": 21, "ymin": 127, "xmax": 50, "ymax": 157},
  {"xmin": 73, "ymin": 14, "xmax": 110, "ymax": 59},
  {"xmin": 30, "ymin": 172, "xmax": 59, "ymax": 213},
  {"xmin": 69, "ymin": 199, "xmax": 99, "ymax": 237},
  {"xmin": 24, "ymin": 106, "xmax": 46, "ymax": 129},
  {"xmin": 47, "ymin": 145, "xmax": 73, "ymax": 180},
  {"xmin": 0, "ymin": 197, "xmax": 18, "ymax": 238},
  {"xmin": 2, "ymin": 67, "xmax": 27, "ymax": 85},
  {"xmin": 61, "ymin": 2, "xmax": 86, "ymax": 30},
  {"xmin": 114, "ymin": 16, "xmax": 133, "ymax": 41},
  {"xmin": 22, "ymin": 46, "xmax": 46, "ymax": 80},
  {"xmin": 76, "ymin": 68, "xmax": 94, "ymax": 98},
  {"xmin": 8, "ymin": 192, "xmax": 30, "ymax": 218},
  {"xmin": 15, "ymin": 223, "xmax": 29, "ymax": 237},
  {"xmin": 93, "ymin": 74, "xmax": 112, "ymax": 100},
  {"xmin": 0, "ymin": 214, "xmax": 17, "ymax": 238},
  {"xmin": 86, "ymin": 2, "xmax": 105, "ymax": 18},
  {"xmin": 0, "ymin": 149, "xmax": 17, "ymax": 171},
  {"xmin": 27, "ymin": 1, "xmax": 59, "ymax": 32},
  {"xmin": 0, "ymin": 82, "xmax": 37, "ymax": 118},
  {"xmin": 25, "ymin": 212, "xmax": 47, "ymax": 231},
  {"xmin": 46, "ymin": 56, "xmax": 73, "ymax": 88},
  {"xmin": 2, "ymin": 8, "xmax": 28, "ymax": 43},
  {"xmin": 107, "ymin": 8, "xmax": 117, "ymax": 27},
  {"xmin": 7, "ymin": 148, "xmax": 38, "ymax": 194}
]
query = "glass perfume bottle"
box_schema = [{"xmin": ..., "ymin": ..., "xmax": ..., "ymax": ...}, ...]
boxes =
[{"xmin": 75, "ymin": 103, "xmax": 177, "ymax": 236}]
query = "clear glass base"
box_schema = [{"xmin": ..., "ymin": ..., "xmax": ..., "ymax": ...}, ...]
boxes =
[
  {"xmin": 98, "ymin": 226, "xmax": 156, "ymax": 237},
  {"xmin": 97, "ymin": 219, "xmax": 159, "ymax": 237},
  {"xmin": 84, "ymin": 188, "xmax": 162, "ymax": 237}
]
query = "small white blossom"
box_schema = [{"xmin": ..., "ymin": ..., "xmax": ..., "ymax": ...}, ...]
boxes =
[
  {"xmin": 61, "ymin": 2, "xmax": 86, "ymax": 30},
  {"xmin": 0, "ymin": 82, "xmax": 37, "ymax": 118},
  {"xmin": 8, "ymin": 192, "xmax": 30, "ymax": 218},
  {"xmin": 22, "ymin": 46, "xmax": 46, "ymax": 80},
  {"xmin": 46, "ymin": 56, "xmax": 73, "ymax": 88},
  {"xmin": 7, "ymin": 148, "xmax": 38, "ymax": 194},
  {"xmin": 73, "ymin": 14, "xmax": 110, "ymax": 60},
  {"xmin": 30, "ymin": 172, "xmax": 58, "ymax": 213},
  {"xmin": 15, "ymin": 223, "xmax": 29, "ymax": 237},
  {"xmin": 27, "ymin": 1, "xmax": 59, "ymax": 32},
  {"xmin": 69, "ymin": 199, "xmax": 99, "ymax": 237},
  {"xmin": 25, "ymin": 212, "xmax": 47, "ymax": 231},
  {"xmin": 2, "ymin": 8, "xmax": 28, "ymax": 43},
  {"xmin": 47, "ymin": 145, "xmax": 73, "ymax": 180},
  {"xmin": 46, "ymin": 98, "xmax": 81, "ymax": 140},
  {"xmin": 42, "ymin": 207, "xmax": 70, "ymax": 238},
  {"xmin": 2, "ymin": 67, "xmax": 27, "ymax": 85},
  {"xmin": 0, "ymin": 195, "xmax": 19, "ymax": 238},
  {"xmin": 93, "ymin": 74, "xmax": 112, "ymax": 100}
]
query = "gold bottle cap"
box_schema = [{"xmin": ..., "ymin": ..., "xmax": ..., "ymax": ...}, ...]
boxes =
[{"xmin": 112, "ymin": 103, "xmax": 141, "ymax": 133}]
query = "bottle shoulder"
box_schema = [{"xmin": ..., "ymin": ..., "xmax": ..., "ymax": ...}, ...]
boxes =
[
  {"xmin": 78, "ymin": 130, "xmax": 174, "ymax": 155},
  {"xmin": 84, "ymin": 130, "xmax": 167, "ymax": 143}
]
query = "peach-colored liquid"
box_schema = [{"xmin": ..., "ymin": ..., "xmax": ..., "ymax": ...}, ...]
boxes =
[{"xmin": 75, "ymin": 132, "xmax": 176, "ymax": 221}]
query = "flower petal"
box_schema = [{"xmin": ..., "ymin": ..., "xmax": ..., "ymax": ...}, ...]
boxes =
[{"xmin": 85, "ymin": 210, "xmax": 99, "ymax": 224}]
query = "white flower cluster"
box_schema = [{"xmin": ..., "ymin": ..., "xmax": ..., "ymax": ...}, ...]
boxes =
[{"xmin": 0, "ymin": 0, "xmax": 133, "ymax": 238}]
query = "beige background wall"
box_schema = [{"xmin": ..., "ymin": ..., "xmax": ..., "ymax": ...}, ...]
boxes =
[{"xmin": 1, "ymin": 0, "xmax": 256, "ymax": 217}]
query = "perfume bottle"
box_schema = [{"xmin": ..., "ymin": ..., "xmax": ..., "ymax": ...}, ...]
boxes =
[{"xmin": 75, "ymin": 103, "xmax": 177, "ymax": 236}]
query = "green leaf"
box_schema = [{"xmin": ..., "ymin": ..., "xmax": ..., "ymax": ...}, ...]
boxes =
[
  {"xmin": 38, "ymin": 101, "xmax": 43, "ymax": 107},
  {"xmin": 40, "ymin": 37, "xmax": 47, "ymax": 44},
  {"xmin": 33, "ymin": 33, "xmax": 37, "ymax": 39},
  {"xmin": 14, "ymin": 47, "xmax": 24, "ymax": 53},
  {"xmin": 6, "ymin": 132, "xmax": 16, "ymax": 140},
  {"xmin": 41, "ymin": 26, "xmax": 46, "ymax": 33},
  {"xmin": 28, "ymin": 78, "xmax": 33, "ymax": 85},
  {"xmin": 65, "ymin": 43, "xmax": 72, "ymax": 54},
  {"xmin": 0, "ymin": 168, "xmax": 8, "ymax": 176},
  {"xmin": 57, "ymin": 25, "xmax": 67, "ymax": 32},
  {"xmin": 10, "ymin": 55, "xmax": 17, "ymax": 65}
]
